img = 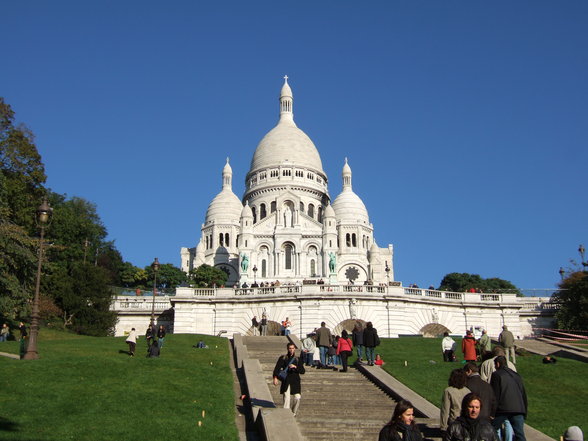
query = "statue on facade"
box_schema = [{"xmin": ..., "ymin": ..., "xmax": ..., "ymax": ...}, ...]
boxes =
[
  {"xmin": 328, "ymin": 252, "xmax": 336, "ymax": 274},
  {"xmin": 349, "ymin": 298, "xmax": 357, "ymax": 319},
  {"xmin": 240, "ymin": 253, "xmax": 249, "ymax": 272},
  {"xmin": 283, "ymin": 206, "xmax": 292, "ymax": 227}
]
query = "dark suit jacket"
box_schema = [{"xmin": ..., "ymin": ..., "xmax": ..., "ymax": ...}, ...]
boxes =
[{"xmin": 466, "ymin": 374, "xmax": 497, "ymax": 417}]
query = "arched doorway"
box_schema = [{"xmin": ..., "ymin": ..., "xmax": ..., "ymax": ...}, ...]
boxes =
[
  {"xmin": 419, "ymin": 323, "xmax": 451, "ymax": 338},
  {"xmin": 333, "ymin": 319, "xmax": 367, "ymax": 337}
]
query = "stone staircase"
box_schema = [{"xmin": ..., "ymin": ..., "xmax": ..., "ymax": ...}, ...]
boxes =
[{"xmin": 244, "ymin": 336, "xmax": 399, "ymax": 441}]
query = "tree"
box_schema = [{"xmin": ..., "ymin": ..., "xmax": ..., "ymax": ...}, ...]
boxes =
[
  {"xmin": 149, "ymin": 263, "xmax": 187, "ymax": 290},
  {"xmin": 0, "ymin": 97, "xmax": 47, "ymax": 233},
  {"xmin": 189, "ymin": 264, "xmax": 228, "ymax": 288},
  {"xmin": 438, "ymin": 272, "xmax": 520, "ymax": 295},
  {"xmin": 553, "ymin": 271, "xmax": 588, "ymax": 330}
]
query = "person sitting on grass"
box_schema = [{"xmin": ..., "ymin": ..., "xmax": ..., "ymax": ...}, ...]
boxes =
[{"xmin": 375, "ymin": 354, "xmax": 385, "ymax": 366}]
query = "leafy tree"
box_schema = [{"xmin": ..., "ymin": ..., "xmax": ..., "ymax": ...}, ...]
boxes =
[
  {"xmin": 553, "ymin": 271, "xmax": 588, "ymax": 330},
  {"xmin": 438, "ymin": 272, "xmax": 520, "ymax": 295},
  {"xmin": 150, "ymin": 263, "xmax": 187, "ymax": 290},
  {"xmin": 0, "ymin": 98, "xmax": 47, "ymax": 233},
  {"xmin": 0, "ymin": 222, "xmax": 38, "ymax": 320},
  {"xmin": 189, "ymin": 264, "xmax": 228, "ymax": 288}
]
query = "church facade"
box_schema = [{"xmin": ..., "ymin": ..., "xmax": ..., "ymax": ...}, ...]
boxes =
[{"xmin": 181, "ymin": 78, "xmax": 393, "ymax": 287}]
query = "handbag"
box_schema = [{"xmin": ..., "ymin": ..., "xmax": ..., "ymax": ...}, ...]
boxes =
[{"xmin": 277, "ymin": 357, "xmax": 295, "ymax": 381}]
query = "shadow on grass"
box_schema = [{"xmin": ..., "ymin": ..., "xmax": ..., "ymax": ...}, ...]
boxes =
[
  {"xmin": 118, "ymin": 349, "xmax": 131, "ymax": 356},
  {"xmin": 0, "ymin": 416, "xmax": 19, "ymax": 432}
]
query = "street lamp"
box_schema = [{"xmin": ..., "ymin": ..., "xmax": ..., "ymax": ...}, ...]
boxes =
[
  {"xmin": 23, "ymin": 198, "xmax": 53, "ymax": 360},
  {"xmin": 150, "ymin": 257, "xmax": 160, "ymax": 325},
  {"xmin": 559, "ymin": 267, "xmax": 565, "ymax": 281},
  {"xmin": 253, "ymin": 265, "xmax": 258, "ymax": 285}
]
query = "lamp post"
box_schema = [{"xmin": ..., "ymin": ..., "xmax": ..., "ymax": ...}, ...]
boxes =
[
  {"xmin": 23, "ymin": 198, "xmax": 53, "ymax": 360},
  {"xmin": 150, "ymin": 257, "xmax": 160, "ymax": 326},
  {"xmin": 579, "ymin": 244, "xmax": 587, "ymax": 271},
  {"xmin": 253, "ymin": 265, "xmax": 258, "ymax": 285},
  {"xmin": 559, "ymin": 267, "xmax": 565, "ymax": 281}
]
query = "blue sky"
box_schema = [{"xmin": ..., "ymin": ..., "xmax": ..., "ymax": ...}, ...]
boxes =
[{"xmin": 3, "ymin": 1, "xmax": 587, "ymax": 291}]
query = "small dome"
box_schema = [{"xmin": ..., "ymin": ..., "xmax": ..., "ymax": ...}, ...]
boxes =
[
  {"xmin": 281, "ymin": 76, "xmax": 293, "ymax": 98},
  {"xmin": 223, "ymin": 158, "xmax": 232, "ymax": 174},
  {"xmin": 332, "ymin": 190, "xmax": 370, "ymax": 225},
  {"xmin": 205, "ymin": 189, "xmax": 242, "ymax": 224},
  {"xmin": 323, "ymin": 203, "xmax": 336, "ymax": 218},
  {"xmin": 241, "ymin": 201, "xmax": 253, "ymax": 218}
]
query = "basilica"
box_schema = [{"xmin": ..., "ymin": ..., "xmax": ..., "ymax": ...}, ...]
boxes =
[{"xmin": 181, "ymin": 77, "xmax": 394, "ymax": 287}]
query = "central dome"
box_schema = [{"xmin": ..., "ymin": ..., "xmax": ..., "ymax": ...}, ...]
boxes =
[
  {"xmin": 250, "ymin": 122, "xmax": 324, "ymax": 172},
  {"xmin": 248, "ymin": 77, "xmax": 324, "ymax": 175}
]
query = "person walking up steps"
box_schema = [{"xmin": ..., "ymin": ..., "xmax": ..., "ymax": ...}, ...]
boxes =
[
  {"xmin": 272, "ymin": 342, "xmax": 305, "ymax": 416},
  {"xmin": 315, "ymin": 321, "xmax": 332, "ymax": 368},
  {"xmin": 499, "ymin": 326, "xmax": 516, "ymax": 364},
  {"xmin": 363, "ymin": 321, "xmax": 380, "ymax": 366}
]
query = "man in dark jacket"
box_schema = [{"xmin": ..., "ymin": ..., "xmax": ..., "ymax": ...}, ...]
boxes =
[
  {"xmin": 490, "ymin": 356, "xmax": 527, "ymax": 441},
  {"xmin": 273, "ymin": 343, "xmax": 305, "ymax": 416},
  {"xmin": 315, "ymin": 322, "xmax": 332, "ymax": 368},
  {"xmin": 363, "ymin": 321, "xmax": 380, "ymax": 366},
  {"xmin": 464, "ymin": 362, "xmax": 496, "ymax": 419}
]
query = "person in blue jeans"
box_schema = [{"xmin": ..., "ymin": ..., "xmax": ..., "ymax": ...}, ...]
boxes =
[
  {"xmin": 363, "ymin": 321, "xmax": 379, "ymax": 366},
  {"xmin": 491, "ymin": 356, "xmax": 527, "ymax": 441},
  {"xmin": 315, "ymin": 321, "xmax": 332, "ymax": 368}
]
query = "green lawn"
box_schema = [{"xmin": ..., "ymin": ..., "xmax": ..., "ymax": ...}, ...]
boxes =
[
  {"xmin": 369, "ymin": 337, "xmax": 588, "ymax": 440},
  {"xmin": 0, "ymin": 329, "xmax": 238, "ymax": 441}
]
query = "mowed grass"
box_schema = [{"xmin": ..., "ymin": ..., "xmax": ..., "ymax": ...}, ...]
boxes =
[
  {"xmin": 367, "ymin": 337, "xmax": 587, "ymax": 440},
  {"xmin": 0, "ymin": 329, "xmax": 238, "ymax": 441}
]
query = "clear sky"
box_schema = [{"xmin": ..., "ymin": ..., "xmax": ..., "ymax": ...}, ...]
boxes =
[{"xmin": 3, "ymin": 1, "xmax": 587, "ymax": 292}]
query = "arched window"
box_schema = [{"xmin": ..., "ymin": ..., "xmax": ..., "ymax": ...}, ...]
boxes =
[
  {"xmin": 205, "ymin": 236, "xmax": 209, "ymax": 249},
  {"xmin": 308, "ymin": 204, "xmax": 315, "ymax": 218},
  {"xmin": 300, "ymin": 202, "xmax": 305, "ymax": 212},
  {"xmin": 318, "ymin": 207, "xmax": 323, "ymax": 222},
  {"xmin": 346, "ymin": 233, "xmax": 351, "ymax": 247},
  {"xmin": 271, "ymin": 201, "xmax": 276, "ymax": 213},
  {"xmin": 310, "ymin": 259, "xmax": 316, "ymax": 277},
  {"xmin": 262, "ymin": 259, "xmax": 267, "ymax": 278},
  {"xmin": 219, "ymin": 233, "xmax": 224, "ymax": 246},
  {"xmin": 285, "ymin": 244, "xmax": 293, "ymax": 270},
  {"xmin": 352, "ymin": 233, "xmax": 357, "ymax": 247},
  {"xmin": 260, "ymin": 203, "xmax": 267, "ymax": 219},
  {"xmin": 225, "ymin": 233, "xmax": 229, "ymax": 247},
  {"xmin": 252, "ymin": 207, "xmax": 256, "ymax": 223}
]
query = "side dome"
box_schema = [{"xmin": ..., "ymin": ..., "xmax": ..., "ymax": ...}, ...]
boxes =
[
  {"xmin": 205, "ymin": 158, "xmax": 243, "ymax": 224},
  {"xmin": 332, "ymin": 191, "xmax": 370, "ymax": 225},
  {"xmin": 205, "ymin": 190, "xmax": 242, "ymax": 224},
  {"xmin": 331, "ymin": 158, "xmax": 370, "ymax": 225}
]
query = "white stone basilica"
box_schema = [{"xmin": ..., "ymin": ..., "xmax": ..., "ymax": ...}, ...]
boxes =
[{"xmin": 181, "ymin": 77, "xmax": 393, "ymax": 287}]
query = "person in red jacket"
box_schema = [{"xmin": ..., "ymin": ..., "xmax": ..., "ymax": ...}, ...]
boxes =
[
  {"xmin": 462, "ymin": 330, "xmax": 477, "ymax": 362},
  {"xmin": 336, "ymin": 329, "xmax": 353, "ymax": 372}
]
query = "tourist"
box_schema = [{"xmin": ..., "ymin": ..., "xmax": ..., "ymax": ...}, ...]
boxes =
[
  {"xmin": 462, "ymin": 330, "xmax": 477, "ymax": 362},
  {"xmin": 442, "ymin": 332, "xmax": 456, "ymax": 362},
  {"xmin": 327, "ymin": 336, "xmax": 339, "ymax": 367},
  {"xmin": 126, "ymin": 328, "xmax": 138, "ymax": 357},
  {"xmin": 463, "ymin": 362, "xmax": 496, "ymax": 419},
  {"xmin": 18, "ymin": 322, "xmax": 27, "ymax": 358},
  {"xmin": 444, "ymin": 393, "xmax": 498, "ymax": 441},
  {"xmin": 260, "ymin": 313, "xmax": 268, "ymax": 336},
  {"xmin": 282, "ymin": 317, "xmax": 292, "ymax": 336},
  {"xmin": 440, "ymin": 369, "xmax": 471, "ymax": 432},
  {"xmin": 563, "ymin": 426, "xmax": 583, "ymax": 441},
  {"xmin": 147, "ymin": 340, "xmax": 160, "ymax": 358},
  {"xmin": 478, "ymin": 329, "xmax": 492, "ymax": 360},
  {"xmin": 251, "ymin": 316, "xmax": 259, "ymax": 335},
  {"xmin": 315, "ymin": 321, "xmax": 332, "ymax": 368},
  {"xmin": 363, "ymin": 321, "xmax": 380, "ymax": 366},
  {"xmin": 272, "ymin": 342, "xmax": 305, "ymax": 416},
  {"xmin": 378, "ymin": 399, "xmax": 423, "ymax": 441},
  {"xmin": 145, "ymin": 324, "xmax": 155, "ymax": 348},
  {"xmin": 542, "ymin": 355, "xmax": 557, "ymax": 364},
  {"xmin": 0, "ymin": 323, "xmax": 9, "ymax": 342},
  {"xmin": 336, "ymin": 330, "xmax": 353, "ymax": 372},
  {"xmin": 491, "ymin": 356, "xmax": 527, "ymax": 441},
  {"xmin": 301, "ymin": 333, "xmax": 316, "ymax": 366},
  {"xmin": 374, "ymin": 354, "xmax": 385, "ymax": 366},
  {"xmin": 498, "ymin": 325, "xmax": 516, "ymax": 364},
  {"xmin": 157, "ymin": 325, "xmax": 166, "ymax": 348},
  {"xmin": 480, "ymin": 347, "xmax": 516, "ymax": 383},
  {"xmin": 352, "ymin": 322, "xmax": 365, "ymax": 362}
]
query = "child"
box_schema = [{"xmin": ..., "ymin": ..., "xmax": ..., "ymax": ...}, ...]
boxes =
[{"xmin": 374, "ymin": 353, "xmax": 385, "ymax": 366}]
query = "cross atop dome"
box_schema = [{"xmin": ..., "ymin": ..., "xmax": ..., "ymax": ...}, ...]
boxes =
[{"xmin": 284, "ymin": 75, "xmax": 289, "ymax": 82}]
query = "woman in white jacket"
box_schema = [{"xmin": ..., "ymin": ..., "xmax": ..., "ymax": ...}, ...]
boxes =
[{"xmin": 126, "ymin": 328, "xmax": 138, "ymax": 357}]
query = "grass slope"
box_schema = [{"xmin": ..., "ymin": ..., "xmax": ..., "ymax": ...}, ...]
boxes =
[
  {"xmin": 0, "ymin": 329, "xmax": 238, "ymax": 441},
  {"xmin": 371, "ymin": 337, "xmax": 587, "ymax": 439}
]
